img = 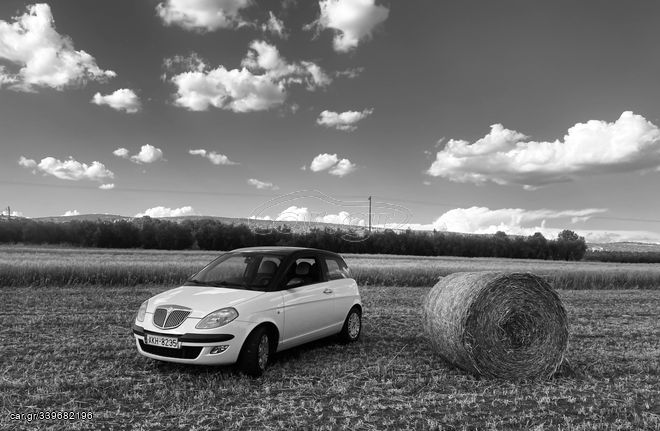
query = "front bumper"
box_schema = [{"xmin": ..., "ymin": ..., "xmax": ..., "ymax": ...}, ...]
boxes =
[{"xmin": 132, "ymin": 320, "xmax": 252, "ymax": 365}]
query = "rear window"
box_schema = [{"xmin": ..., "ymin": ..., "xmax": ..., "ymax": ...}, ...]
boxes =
[{"xmin": 324, "ymin": 257, "xmax": 350, "ymax": 280}]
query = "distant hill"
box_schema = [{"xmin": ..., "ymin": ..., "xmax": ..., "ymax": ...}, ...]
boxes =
[
  {"xmin": 587, "ymin": 242, "xmax": 660, "ymax": 253},
  {"xmin": 32, "ymin": 214, "xmax": 127, "ymax": 223}
]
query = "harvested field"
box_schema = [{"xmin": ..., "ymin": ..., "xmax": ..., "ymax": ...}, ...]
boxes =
[{"xmin": 1, "ymin": 282, "xmax": 659, "ymax": 429}]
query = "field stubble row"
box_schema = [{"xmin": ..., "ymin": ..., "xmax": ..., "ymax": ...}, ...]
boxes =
[{"xmin": 1, "ymin": 246, "xmax": 660, "ymax": 289}]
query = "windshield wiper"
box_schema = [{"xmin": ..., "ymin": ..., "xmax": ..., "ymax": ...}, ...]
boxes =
[
  {"xmin": 213, "ymin": 281, "xmax": 246, "ymax": 288},
  {"xmin": 187, "ymin": 280, "xmax": 245, "ymax": 288},
  {"xmin": 185, "ymin": 279, "xmax": 210, "ymax": 286}
]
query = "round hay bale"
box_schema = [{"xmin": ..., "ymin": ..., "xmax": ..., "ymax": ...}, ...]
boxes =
[{"xmin": 422, "ymin": 272, "xmax": 568, "ymax": 380}]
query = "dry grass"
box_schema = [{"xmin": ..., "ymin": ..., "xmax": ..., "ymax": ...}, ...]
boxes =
[
  {"xmin": 2, "ymin": 245, "xmax": 660, "ymax": 289},
  {"xmin": 347, "ymin": 254, "xmax": 660, "ymax": 289}
]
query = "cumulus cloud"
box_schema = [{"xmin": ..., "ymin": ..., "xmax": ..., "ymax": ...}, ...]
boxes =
[
  {"xmin": 301, "ymin": 62, "xmax": 332, "ymax": 90},
  {"xmin": 262, "ymin": 11, "xmax": 287, "ymax": 38},
  {"xmin": 156, "ymin": 0, "xmax": 251, "ymax": 31},
  {"xmin": 99, "ymin": 183, "xmax": 115, "ymax": 190},
  {"xmin": 63, "ymin": 210, "xmax": 80, "ymax": 216},
  {"xmin": 135, "ymin": 206, "xmax": 197, "ymax": 218},
  {"xmin": 248, "ymin": 214, "xmax": 272, "ymax": 221},
  {"xmin": 113, "ymin": 148, "xmax": 129, "ymax": 158},
  {"xmin": 275, "ymin": 205, "xmax": 311, "ymax": 222},
  {"xmin": 131, "ymin": 145, "xmax": 163, "ymax": 164},
  {"xmin": 188, "ymin": 149, "xmax": 238, "ymax": 165},
  {"xmin": 274, "ymin": 206, "xmax": 364, "ymax": 226},
  {"xmin": 171, "ymin": 66, "xmax": 285, "ymax": 112},
  {"xmin": 18, "ymin": 156, "xmax": 37, "ymax": 169},
  {"xmin": 427, "ymin": 111, "xmax": 660, "ymax": 189},
  {"xmin": 0, "ymin": 3, "xmax": 115, "ymax": 91},
  {"xmin": 1, "ymin": 208, "xmax": 23, "ymax": 217},
  {"xmin": 317, "ymin": 210, "xmax": 365, "ymax": 226},
  {"xmin": 18, "ymin": 156, "xmax": 114, "ymax": 182},
  {"xmin": 241, "ymin": 40, "xmax": 294, "ymax": 77},
  {"xmin": 0, "ymin": 66, "xmax": 18, "ymax": 86},
  {"xmin": 317, "ymin": 108, "xmax": 373, "ymax": 131},
  {"xmin": 92, "ymin": 89, "xmax": 141, "ymax": 113},
  {"xmin": 114, "ymin": 145, "xmax": 164, "ymax": 164},
  {"xmin": 309, "ymin": 0, "xmax": 389, "ymax": 52},
  {"xmin": 429, "ymin": 207, "xmax": 607, "ymax": 234},
  {"xmin": 248, "ymin": 178, "xmax": 279, "ymax": 190},
  {"xmin": 308, "ymin": 153, "xmax": 357, "ymax": 177},
  {"xmin": 329, "ymin": 158, "xmax": 357, "ymax": 176},
  {"xmin": 166, "ymin": 41, "xmax": 330, "ymax": 112},
  {"xmin": 310, "ymin": 153, "xmax": 340, "ymax": 172}
]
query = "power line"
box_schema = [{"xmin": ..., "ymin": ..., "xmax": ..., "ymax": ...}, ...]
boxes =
[{"xmin": 4, "ymin": 179, "xmax": 660, "ymax": 225}]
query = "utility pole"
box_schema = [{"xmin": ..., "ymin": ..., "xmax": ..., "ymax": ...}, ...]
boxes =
[
  {"xmin": 6, "ymin": 206, "xmax": 10, "ymax": 221},
  {"xmin": 368, "ymin": 196, "xmax": 372, "ymax": 232}
]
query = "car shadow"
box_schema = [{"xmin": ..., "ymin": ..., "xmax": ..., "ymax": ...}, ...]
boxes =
[
  {"xmin": 149, "ymin": 335, "xmax": 346, "ymax": 377},
  {"xmin": 152, "ymin": 359, "xmax": 239, "ymax": 377}
]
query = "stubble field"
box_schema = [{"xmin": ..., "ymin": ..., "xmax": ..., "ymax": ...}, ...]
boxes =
[
  {"xmin": 1, "ymin": 246, "xmax": 659, "ymax": 430},
  {"xmin": 2, "ymin": 246, "xmax": 660, "ymax": 289}
]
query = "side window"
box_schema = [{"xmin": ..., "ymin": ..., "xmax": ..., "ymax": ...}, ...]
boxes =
[
  {"xmin": 285, "ymin": 257, "xmax": 322, "ymax": 287},
  {"xmin": 325, "ymin": 257, "xmax": 350, "ymax": 280}
]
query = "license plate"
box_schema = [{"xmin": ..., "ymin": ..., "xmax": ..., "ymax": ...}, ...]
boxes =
[{"xmin": 145, "ymin": 334, "xmax": 180, "ymax": 349}]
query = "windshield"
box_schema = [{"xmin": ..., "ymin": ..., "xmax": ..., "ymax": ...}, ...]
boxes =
[{"xmin": 186, "ymin": 253, "xmax": 283, "ymax": 290}]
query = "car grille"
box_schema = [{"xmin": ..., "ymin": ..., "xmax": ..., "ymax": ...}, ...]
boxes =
[
  {"xmin": 138, "ymin": 340, "xmax": 202, "ymax": 360},
  {"xmin": 153, "ymin": 307, "xmax": 191, "ymax": 329}
]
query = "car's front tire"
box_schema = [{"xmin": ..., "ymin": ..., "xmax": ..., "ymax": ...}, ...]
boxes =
[
  {"xmin": 339, "ymin": 306, "xmax": 362, "ymax": 343},
  {"xmin": 238, "ymin": 326, "xmax": 272, "ymax": 377}
]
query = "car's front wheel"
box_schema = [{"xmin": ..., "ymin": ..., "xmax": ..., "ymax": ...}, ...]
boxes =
[
  {"xmin": 238, "ymin": 326, "xmax": 271, "ymax": 377},
  {"xmin": 339, "ymin": 306, "xmax": 362, "ymax": 343}
]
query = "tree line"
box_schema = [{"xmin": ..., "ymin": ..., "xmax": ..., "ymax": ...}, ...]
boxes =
[{"xmin": 0, "ymin": 217, "xmax": 592, "ymax": 261}]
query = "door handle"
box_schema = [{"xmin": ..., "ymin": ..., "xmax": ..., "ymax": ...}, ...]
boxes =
[{"xmin": 323, "ymin": 288, "xmax": 333, "ymax": 294}]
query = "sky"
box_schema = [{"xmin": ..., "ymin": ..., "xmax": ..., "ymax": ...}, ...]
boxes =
[{"xmin": 2, "ymin": 0, "xmax": 660, "ymax": 243}]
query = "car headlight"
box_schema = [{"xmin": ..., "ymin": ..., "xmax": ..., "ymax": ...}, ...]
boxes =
[
  {"xmin": 196, "ymin": 308, "xmax": 239, "ymax": 329},
  {"xmin": 136, "ymin": 300, "xmax": 148, "ymax": 323}
]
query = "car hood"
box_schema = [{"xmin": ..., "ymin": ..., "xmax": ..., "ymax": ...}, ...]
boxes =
[{"xmin": 147, "ymin": 286, "xmax": 265, "ymax": 318}]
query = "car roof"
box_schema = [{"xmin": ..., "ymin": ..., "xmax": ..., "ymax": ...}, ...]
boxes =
[{"xmin": 229, "ymin": 246, "xmax": 341, "ymax": 258}]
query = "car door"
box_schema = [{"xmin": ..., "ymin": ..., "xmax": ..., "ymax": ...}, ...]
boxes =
[
  {"xmin": 321, "ymin": 255, "xmax": 357, "ymax": 327},
  {"xmin": 279, "ymin": 255, "xmax": 336, "ymax": 348}
]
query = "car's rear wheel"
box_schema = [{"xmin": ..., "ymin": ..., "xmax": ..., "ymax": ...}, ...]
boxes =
[
  {"xmin": 339, "ymin": 306, "xmax": 361, "ymax": 343},
  {"xmin": 238, "ymin": 326, "xmax": 271, "ymax": 377}
]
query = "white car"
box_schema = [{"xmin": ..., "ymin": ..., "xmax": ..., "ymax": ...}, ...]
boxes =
[{"xmin": 132, "ymin": 246, "xmax": 362, "ymax": 376}]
